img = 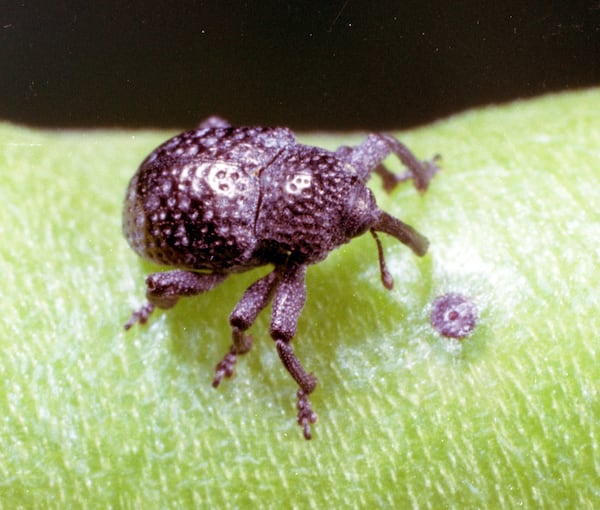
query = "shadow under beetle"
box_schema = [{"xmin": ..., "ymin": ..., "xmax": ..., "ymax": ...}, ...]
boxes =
[{"xmin": 123, "ymin": 117, "xmax": 439, "ymax": 439}]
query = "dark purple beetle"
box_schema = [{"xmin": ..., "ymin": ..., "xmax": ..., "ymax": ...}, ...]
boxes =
[{"xmin": 123, "ymin": 117, "xmax": 439, "ymax": 439}]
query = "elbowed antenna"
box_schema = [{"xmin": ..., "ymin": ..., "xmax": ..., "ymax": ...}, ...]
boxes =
[
  {"xmin": 372, "ymin": 210, "xmax": 429, "ymax": 257},
  {"xmin": 370, "ymin": 230, "xmax": 394, "ymax": 290},
  {"xmin": 370, "ymin": 210, "xmax": 429, "ymax": 290}
]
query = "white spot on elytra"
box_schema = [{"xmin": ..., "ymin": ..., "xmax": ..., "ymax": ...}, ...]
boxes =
[
  {"xmin": 285, "ymin": 171, "xmax": 312, "ymax": 195},
  {"xmin": 201, "ymin": 161, "xmax": 248, "ymax": 198}
]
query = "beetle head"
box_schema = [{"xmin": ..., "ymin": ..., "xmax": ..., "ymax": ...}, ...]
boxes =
[{"xmin": 344, "ymin": 185, "xmax": 429, "ymax": 290}]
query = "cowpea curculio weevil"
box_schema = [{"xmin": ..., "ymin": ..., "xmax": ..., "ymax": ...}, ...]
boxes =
[{"xmin": 123, "ymin": 117, "xmax": 439, "ymax": 439}]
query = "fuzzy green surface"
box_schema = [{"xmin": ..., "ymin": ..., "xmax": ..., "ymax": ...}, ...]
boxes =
[{"xmin": 1, "ymin": 89, "xmax": 599, "ymax": 509}]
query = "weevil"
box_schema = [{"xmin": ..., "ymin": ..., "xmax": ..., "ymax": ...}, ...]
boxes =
[{"xmin": 123, "ymin": 117, "xmax": 439, "ymax": 439}]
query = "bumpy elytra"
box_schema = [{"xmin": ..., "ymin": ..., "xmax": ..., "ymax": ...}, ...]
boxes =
[{"xmin": 123, "ymin": 117, "xmax": 439, "ymax": 439}]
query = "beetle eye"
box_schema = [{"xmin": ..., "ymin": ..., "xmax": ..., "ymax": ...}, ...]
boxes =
[{"xmin": 344, "ymin": 188, "xmax": 378, "ymax": 238}]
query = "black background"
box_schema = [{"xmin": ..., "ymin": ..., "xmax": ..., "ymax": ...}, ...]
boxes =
[{"xmin": 1, "ymin": 1, "xmax": 598, "ymax": 130}]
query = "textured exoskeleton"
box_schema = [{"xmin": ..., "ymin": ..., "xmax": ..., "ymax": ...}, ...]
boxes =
[{"xmin": 123, "ymin": 117, "xmax": 439, "ymax": 439}]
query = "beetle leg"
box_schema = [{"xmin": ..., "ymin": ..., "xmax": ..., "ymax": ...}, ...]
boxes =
[
  {"xmin": 196, "ymin": 116, "xmax": 231, "ymax": 129},
  {"xmin": 125, "ymin": 270, "xmax": 227, "ymax": 329},
  {"xmin": 340, "ymin": 133, "xmax": 440, "ymax": 192},
  {"xmin": 270, "ymin": 263, "xmax": 318, "ymax": 440},
  {"xmin": 212, "ymin": 270, "xmax": 281, "ymax": 387},
  {"xmin": 373, "ymin": 163, "xmax": 410, "ymax": 193},
  {"xmin": 276, "ymin": 341, "xmax": 318, "ymax": 440},
  {"xmin": 374, "ymin": 147, "xmax": 440, "ymax": 193}
]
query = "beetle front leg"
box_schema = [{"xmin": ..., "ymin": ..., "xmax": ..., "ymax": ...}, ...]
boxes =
[
  {"xmin": 212, "ymin": 270, "xmax": 281, "ymax": 387},
  {"xmin": 373, "ymin": 154, "xmax": 440, "ymax": 194},
  {"xmin": 270, "ymin": 263, "xmax": 318, "ymax": 440},
  {"xmin": 339, "ymin": 133, "xmax": 440, "ymax": 192},
  {"xmin": 125, "ymin": 270, "xmax": 227, "ymax": 329}
]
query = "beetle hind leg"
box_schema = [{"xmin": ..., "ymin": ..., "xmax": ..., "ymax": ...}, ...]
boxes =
[
  {"xmin": 124, "ymin": 302, "xmax": 156, "ymax": 330},
  {"xmin": 125, "ymin": 270, "xmax": 227, "ymax": 329}
]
